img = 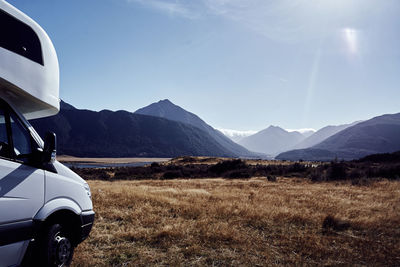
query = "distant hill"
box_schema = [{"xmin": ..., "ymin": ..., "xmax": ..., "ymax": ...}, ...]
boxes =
[
  {"xmin": 238, "ymin": 126, "xmax": 305, "ymax": 156},
  {"xmin": 276, "ymin": 113, "xmax": 400, "ymax": 161},
  {"xmin": 30, "ymin": 101, "xmax": 238, "ymax": 157},
  {"xmin": 135, "ymin": 99, "xmax": 260, "ymax": 158},
  {"xmin": 357, "ymin": 150, "xmax": 400, "ymax": 163},
  {"xmin": 293, "ymin": 121, "xmax": 361, "ymax": 149}
]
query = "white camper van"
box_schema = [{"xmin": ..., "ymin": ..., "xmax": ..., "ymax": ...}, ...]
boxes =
[{"xmin": 0, "ymin": 1, "xmax": 94, "ymax": 266}]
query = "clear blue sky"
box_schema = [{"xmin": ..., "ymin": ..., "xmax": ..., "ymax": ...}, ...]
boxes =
[{"xmin": 9, "ymin": 0, "xmax": 400, "ymax": 131}]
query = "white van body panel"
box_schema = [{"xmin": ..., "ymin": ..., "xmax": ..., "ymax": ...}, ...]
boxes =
[
  {"xmin": 0, "ymin": 0, "xmax": 59, "ymax": 119},
  {"xmin": 0, "ymin": 240, "xmax": 29, "ymax": 266},
  {"xmin": 0, "ymin": 159, "xmax": 44, "ymax": 224},
  {"xmin": 34, "ymin": 198, "xmax": 81, "ymax": 221},
  {"xmin": 45, "ymin": 161, "xmax": 93, "ymax": 211},
  {"xmin": 34, "ymin": 161, "xmax": 93, "ymax": 220}
]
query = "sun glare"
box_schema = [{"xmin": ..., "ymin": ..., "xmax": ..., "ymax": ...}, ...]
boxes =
[{"xmin": 343, "ymin": 28, "xmax": 358, "ymax": 54}]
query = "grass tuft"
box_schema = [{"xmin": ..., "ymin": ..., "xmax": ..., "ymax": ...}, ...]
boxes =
[{"xmin": 322, "ymin": 215, "xmax": 351, "ymax": 232}]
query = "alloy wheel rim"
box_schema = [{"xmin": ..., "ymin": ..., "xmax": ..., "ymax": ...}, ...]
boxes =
[{"xmin": 54, "ymin": 233, "xmax": 72, "ymax": 266}]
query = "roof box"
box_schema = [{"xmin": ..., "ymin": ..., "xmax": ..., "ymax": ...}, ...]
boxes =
[{"xmin": 0, "ymin": 0, "xmax": 59, "ymax": 119}]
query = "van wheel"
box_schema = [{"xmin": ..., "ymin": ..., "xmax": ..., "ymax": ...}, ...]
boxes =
[{"xmin": 40, "ymin": 223, "xmax": 74, "ymax": 267}]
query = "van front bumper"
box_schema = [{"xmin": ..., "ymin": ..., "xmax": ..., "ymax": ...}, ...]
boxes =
[{"xmin": 80, "ymin": 210, "xmax": 95, "ymax": 242}]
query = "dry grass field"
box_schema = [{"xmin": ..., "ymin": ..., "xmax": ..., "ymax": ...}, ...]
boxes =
[{"xmin": 71, "ymin": 177, "xmax": 400, "ymax": 266}]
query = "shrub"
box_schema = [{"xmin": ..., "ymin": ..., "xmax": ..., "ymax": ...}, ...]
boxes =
[
  {"xmin": 322, "ymin": 215, "xmax": 350, "ymax": 232},
  {"xmin": 208, "ymin": 159, "xmax": 247, "ymax": 175},
  {"xmin": 327, "ymin": 161, "xmax": 347, "ymax": 180},
  {"xmin": 151, "ymin": 162, "xmax": 160, "ymax": 168},
  {"xmin": 225, "ymin": 170, "xmax": 252, "ymax": 179},
  {"xmin": 288, "ymin": 162, "xmax": 307, "ymax": 173},
  {"xmin": 348, "ymin": 169, "xmax": 363, "ymax": 179},
  {"xmin": 163, "ymin": 170, "xmax": 183, "ymax": 179}
]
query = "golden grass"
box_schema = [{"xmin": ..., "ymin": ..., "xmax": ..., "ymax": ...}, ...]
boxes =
[{"xmin": 72, "ymin": 178, "xmax": 400, "ymax": 266}]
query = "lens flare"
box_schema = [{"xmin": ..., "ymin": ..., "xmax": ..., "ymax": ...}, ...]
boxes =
[{"xmin": 343, "ymin": 28, "xmax": 357, "ymax": 54}]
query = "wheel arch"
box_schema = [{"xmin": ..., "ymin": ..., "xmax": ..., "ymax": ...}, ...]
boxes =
[
  {"xmin": 34, "ymin": 198, "xmax": 83, "ymax": 246},
  {"xmin": 34, "ymin": 198, "xmax": 82, "ymax": 221}
]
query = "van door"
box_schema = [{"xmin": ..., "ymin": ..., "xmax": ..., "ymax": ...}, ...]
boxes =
[{"xmin": 0, "ymin": 104, "xmax": 44, "ymax": 254}]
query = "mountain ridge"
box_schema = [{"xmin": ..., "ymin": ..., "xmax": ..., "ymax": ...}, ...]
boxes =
[
  {"xmin": 276, "ymin": 113, "xmax": 400, "ymax": 161},
  {"xmin": 135, "ymin": 99, "xmax": 261, "ymax": 158},
  {"xmin": 30, "ymin": 101, "xmax": 240, "ymax": 158},
  {"xmin": 293, "ymin": 121, "xmax": 361, "ymax": 150},
  {"xmin": 238, "ymin": 125, "xmax": 305, "ymax": 156}
]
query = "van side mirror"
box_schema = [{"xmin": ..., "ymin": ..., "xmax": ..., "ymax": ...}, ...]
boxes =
[{"xmin": 43, "ymin": 131, "xmax": 56, "ymax": 163}]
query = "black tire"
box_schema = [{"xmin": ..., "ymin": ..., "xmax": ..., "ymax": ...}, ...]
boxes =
[{"xmin": 38, "ymin": 223, "xmax": 75, "ymax": 267}]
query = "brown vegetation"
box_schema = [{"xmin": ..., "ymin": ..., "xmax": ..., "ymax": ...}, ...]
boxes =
[
  {"xmin": 71, "ymin": 155, "xmax": 400, "ymax": 182},
  {"xmin": 71, "ymin": 177, "xmax": 400, "ymax": 266}
]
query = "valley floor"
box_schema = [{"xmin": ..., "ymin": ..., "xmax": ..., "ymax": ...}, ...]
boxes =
[
  {"xmin": 57, "ymin": 155, "xmax": 171, "ymax": 164},
  {"xmin": 72, "ymin": 177, "xmax": 400, "ymax": 266}
]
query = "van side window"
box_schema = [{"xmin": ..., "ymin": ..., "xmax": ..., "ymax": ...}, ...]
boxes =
[
  {"xmin": 0, "ymin": 10, "xmax": 44, "ymax": 65},
  {"xmin": 0, "ymin": 109, "xmax": 11, "ymax": 158},
  {"xmin": 9, "ymin": 112, "xmax": 32, "ymax": 157}
]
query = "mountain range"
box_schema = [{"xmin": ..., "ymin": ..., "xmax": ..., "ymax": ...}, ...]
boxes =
[
  {"xmin": 234, "ymin": 122, "xmax": 359, "ymax": 157},
  {"xmin": 276, "ymin": 113, "xmax": 400, "ymax": 161},
  {"xmin": 222, "ymin": 113, "xmax": 400, "ymax": 161},
  {"xmin": 30, "ymin": 99, "xmax": 400, "ymax": 161},
  {"xmin": 30, "ymin": 100, "xmax": 258, "ymax": 158},
  {"xmin": 291, "ymin": 121, "xmax": 361, "ymax": 150},
  {"xmin": 135, "ymin": 99, "xmax": 257, "ymax": 158},
  {"xmin": 238, "ymin": 126, "xmax": 306, "ymax": 156}
]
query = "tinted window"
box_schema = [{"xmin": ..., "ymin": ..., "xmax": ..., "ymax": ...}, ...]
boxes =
[
  {"xmin": 0, "ymin": 108, "xmax": 11, "ymax": 158},
  {"xmin": 0, "ymin": 9, "xmax": 43, "ymax": 65},
  {"xmin": 10, "ymin": 112, "xmax": 32, "ymax": 157}
]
